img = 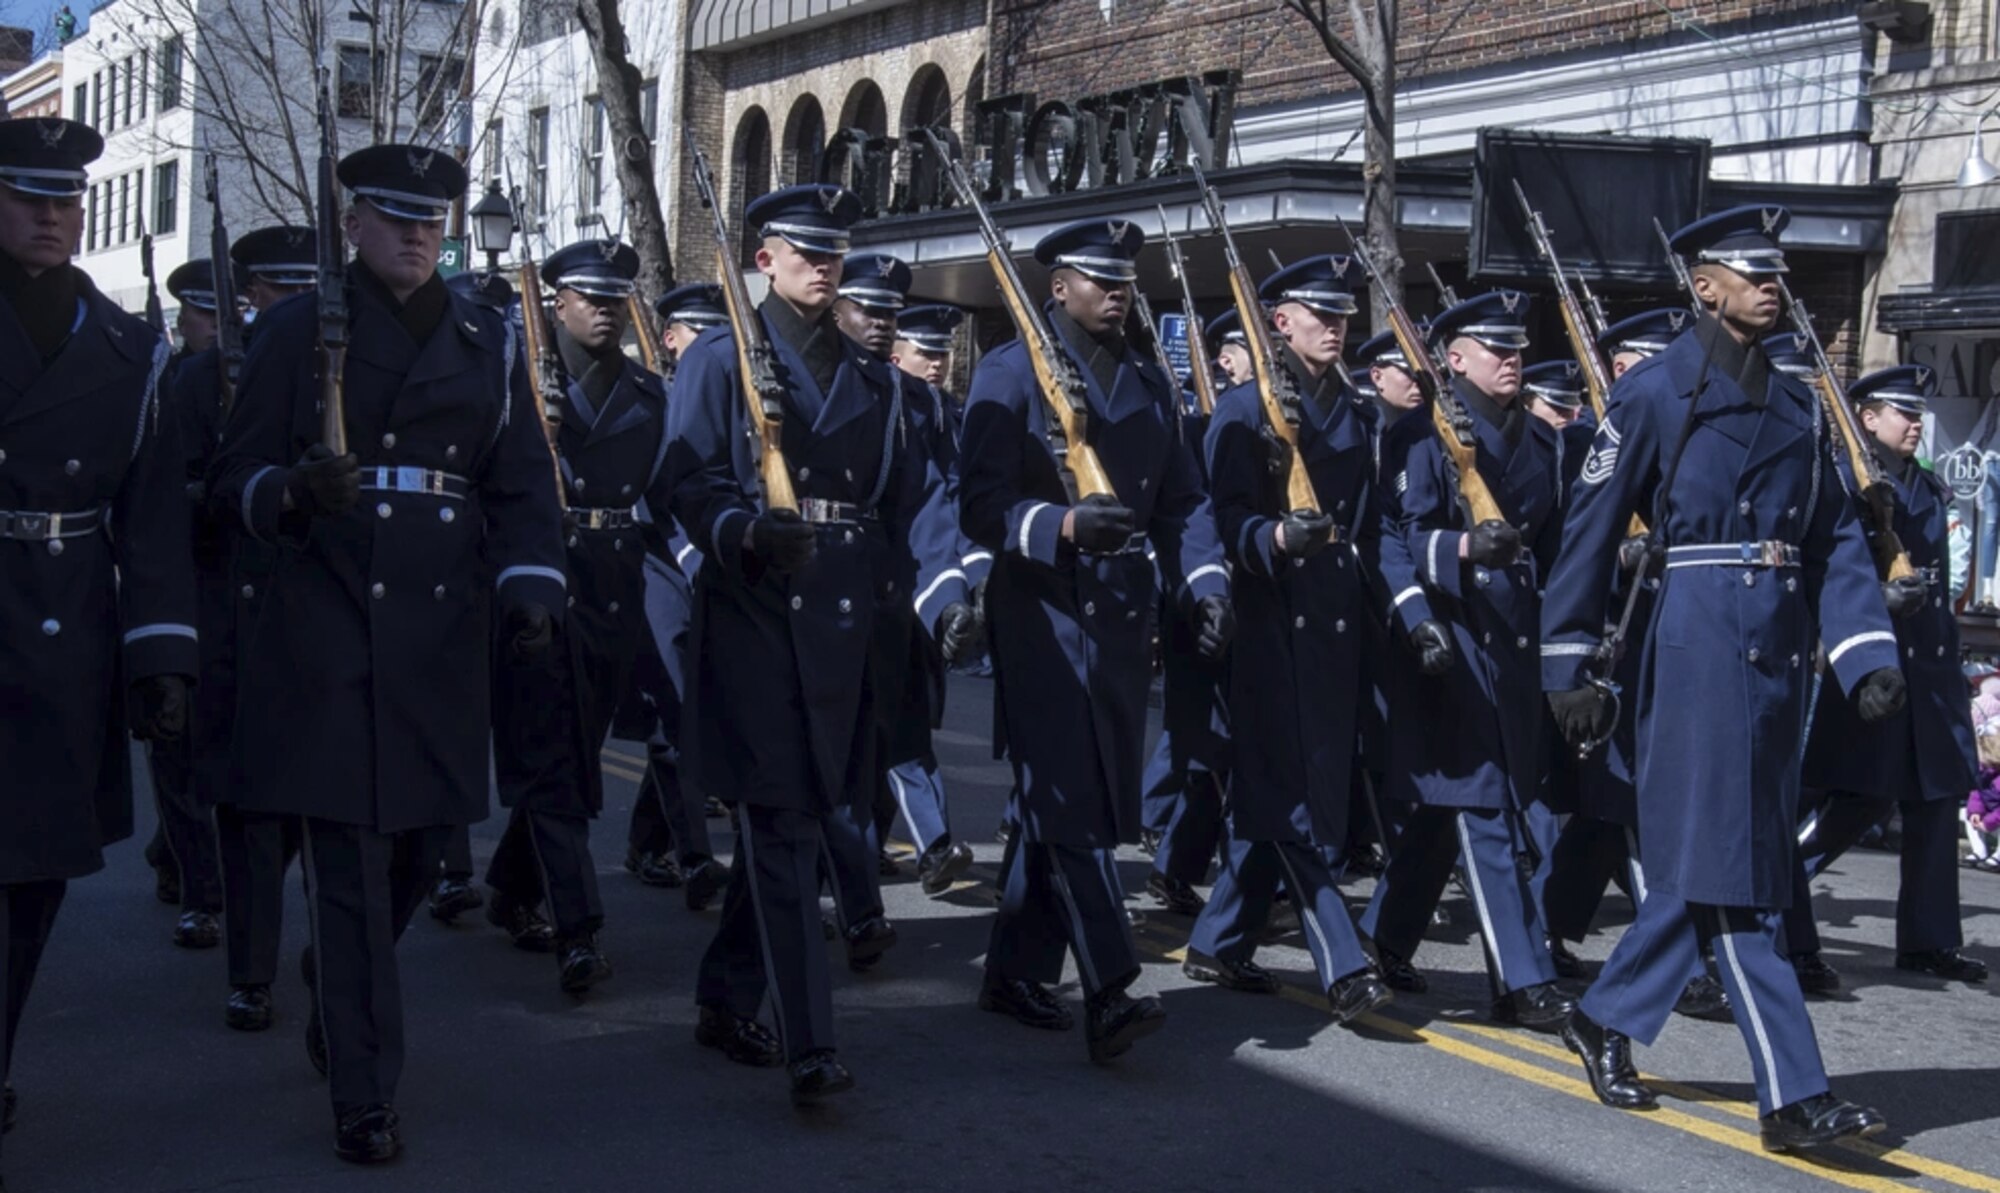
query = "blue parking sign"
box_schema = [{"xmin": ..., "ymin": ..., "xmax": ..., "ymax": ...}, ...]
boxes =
[{"xmin": 1158, "ymin": 312, "xmax": 1191, "ymax": 382}]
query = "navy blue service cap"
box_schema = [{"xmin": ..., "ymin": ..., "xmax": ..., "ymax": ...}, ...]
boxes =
[
  {"xmin": 166, "ymin": 259, "xmax": 218, "ymax": 311},
  {"xmin": 1850, "ymin": 364, "xmax": 1936, "ymax": 415},
  {"xmin": 1350, "ymin": 368, "xmax": 1379, "ymax": 400},
  {"xmin": 1669, "ymin": 204, "xmax": 1791, "ymax": 275},
  {"xmin": 445, "ymin": 269, "xmax": 516, "ymax": 311},
  {"xmin": 1433, "ymin": 290, "xmax": 1532, "ymax": 352},
  {"xmin": 1351, "ymin": 328, "xmax": 1409, "ymax": 371},
  {"xmin": 747, "ymin": 184, "xmax": 862, "ymax": 254},
  {"xmin": 838, "ymin": 253, "xmax": 912, "ymax": 310},
  {"xmin": 896, "ymin": 304, "xmax": 963, "ymax": 354},
  {"xmin": 1522, "ymin": 360, "xmax": 1586, "ymax": 410},
  {"xmin": 230, "ymin": 226, "xmax": 317, "ymax": 288},
  {"xmin": 1762, "ymin": 331, "xmax": 1815, "ymax": 378},
  {"xmin": 655, "ymin": 282, "xmax": 727, "ymax": 329},
  {"xmin": 337, "ymin": 144, "xmax": 466, "ymax": 222},
  {"xmin": 0, "ymin": 117, "xmax": 102, "ymax": 196},
  {"xmin": 1034, "ymin": 217, "xmax": 1144, "ymax": 284},
  {"xmin": 543, "ymin": 238, "xmax": 640, "ymax": 299},
  {"xmin": 1203, "ymin": 308, "xmax": 1247, "ymax": 353},
  {"xmin": 1596, "ymin": 308, "xmax": 1690, "ymax": 359},
  {"xmin": 1259, "ymin": 254, "xmax": 1359, "ymax": 317}
]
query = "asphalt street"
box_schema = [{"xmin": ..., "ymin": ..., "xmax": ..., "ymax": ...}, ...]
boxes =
[{"xmin": 5, "ymin": 673, "xmax": 1999, "ymax": 1192}]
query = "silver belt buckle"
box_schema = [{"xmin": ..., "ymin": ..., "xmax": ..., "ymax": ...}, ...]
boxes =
[
  {"xmin": 1759, "ymin": 540, "xmax": 1787, "ymax": 568},
  {"xmin": 799, "ymin": 498, "xmax": 830, "ymax": 525},
  {"xmin": 15, "ymin": 512, "xmax": 48, "ymax": 540}
]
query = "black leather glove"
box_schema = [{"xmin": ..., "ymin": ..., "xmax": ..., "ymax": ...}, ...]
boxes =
[
  {"xmin": 285, "ymin": 443, "xmax": 360, "ymax": 517},
  {"xmin": 1617, "ymin": 534, "xmax": 1653, "ymax": 577},
  {"xmin": 1277, "ymin": 510, "xmax": 1335, "ymax": 560},
  {"xmin": 128, "ymin": 674, "xmax": 191, "ymax": 743},
  {"xmin": 1464, "ymin": 519, "xmax": 1522, "ymax": 569},
  {"xmin": 1194, "ymin": 595, "xmax": 1235, "ymax": 661},
  {"xmin": 1880, "ymin": 576, "xmax": 1927, "ymax": 620},
  {"xmin": 1069, "ymin": 493, "xmax": 1137, "ymax": 555},
  {"xmin": 506, "ymin": 602, "xmax": 554, "ymax": 662},
  {"xmin": 1855, "ymin": 666, "xmax": 1907, "ymax": 723},
  {"xmin": 936, "ymin": 601, "xmax": 984, "ymax": 665},
  {"xmin": 1409, "ymin": 620, "xmax": 1456, "ymax": 677},
  {"xmin": 1548, "ymin": 686, "xmax": 1614, "ymax": 749},
  {"xmin": 749, "ymin": 508, "xmax": 817, "ymax": 573}
]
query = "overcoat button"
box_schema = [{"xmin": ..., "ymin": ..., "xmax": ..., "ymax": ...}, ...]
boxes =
[
  {"xmin": 574, "ymin": 478, "xmax": 586, "ymax": 493},
  {"xmin": 614, "ymin": 538, "xmax": 625, "ymax": 551},
  {"xmin": 64, "ymin": 459, "xmax": 79, "ymax": 475},
  {"xmin": 567, "ymin": 535, "xmax": 578, "ymax": 548},
  {"xmin": 1738, "ymin": 500, "xmax": 1751, "ymax": 515},
  {"xmin": 1083, "ymin": 601, "xmax": 1096, "ymax": 616},
  {"xmin": 1791, "ymin": 654, "xmax": 1801, "ymax": 668},
  {"xmin": 1906, "ymin": 647, "xmax": 1915, "ymax": 659},
  {"xmin": 241, "ymin": 585, "xmax": 255, "ymax": 599},
  {"xmin": 382, "ymin": 433, "xmax": 397, "ymax": 449},
  {"xmin": 1483, "ymin": 632, "xmax": 1493, "ymax": 645},
  {"xmin": 844, "ymin": 468, "xmax": 853, "ymax": 481},
  {"xmin": 1742, "ymin": 573, "xmax": 1754, "ymax": 587},
  {"xmin": 1940, "ymin": 645, "xmax": 1947, "ymax": 657},
  {"xmin": 1294, "ymin": 616, "xmax": 1306, "ymax": 629},
  {"xmin": 621, "ymin": 484, "xmax": 633, "ymax": 496},
  {"xmin": 1293, "ymin": 558, "xmax": 1304, "ymax": 568},
  {"xmin": 1516, "ymin": 635, "xmax": 1528, "ymax": 648},
  {"xmin": 47, "ymin": 540, "xmax": 62, "ymax": 556},
  {"xmin": 377, "ymin": 503, "xmax": 392, "ymax": 518},
  {"xmin": 1336, "ymin": 619, "xmax": 1348, "ymax": 633},
  {"xmin": 608, "ymin": 601, "xmax": 620, "ymax": 614},
  {"xmin": 440, "ymin": 507, "xmax": 455, "ymax": 523},
  {"xmin": 41, "ymin": 618, "xmax": 58, "ymax": 635},
  {"xmin": 1747, "ymin": 647, "xmax": 1760, "ymax": 662},
  {"xmin": 799, "ymin": 467, "xmax": 811, "ymax": 481},
  {"xmin": 790, "ymin": 596, "xmax": 802, "ymax": 610},
  {"xmin": 1785, "ymin": 577, "xmax": 1797, "ymax": 592},
  {"xmin": 434, "ymin": 585, "xmax": 446, "ymax": 600},
  {"xmin": 838, "ymin": 598, "xmax": 852, "ymax": 613},
  {"xmin": 844, "ymin": 530, "xmax": 854, "ymax": 544},
  {"xmin": 370, "ymin": 583, "xmax": 385, "ymax": 599},
  {"xmin": 445, "ymin": 445, "xmax": 459, "ymax": 461},
  {"xmin": 1475, "ymin": 569, "xmax": 1489, "ymax": 587},
  {"xmin": 567, "ymin": 595, "xmax": 576, "ymax": 608},
  {"xmin": 0, "ymin": 449, "xmax": 7, "ymax": 463}
]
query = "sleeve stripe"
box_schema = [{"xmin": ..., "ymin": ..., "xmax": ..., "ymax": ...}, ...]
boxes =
[
  {"xmin": 1426, "ymin": 530, "xmax": 1443, "ymax": 583},
  {"xmin": 1392, "ymin": 585, "xmax": 1425, "ymax": 609},
  {"xmin": 674, "ymin": 542, "xmax": 699, "ymax": 569},
  {"xmin": 1541, "ymin": 642, "xmax": 1597, "ymax": 658},
  {"xmin": 710, "ymin": 507, "xmax": 750, "ymax": 551},
  {"xmin": 242, "ymin": 466, "xmax": 278, "ymax": 535},
  {"xmin": 124, "ymin": 624, "xmax": 198, "ymax": 645},
  {"xmin": 1018, "ymin": 502, "xmax": 1053, "ymax": 556},
  {"xmin": 496, "ymin": 565, "xmax": 567, "ymax": 590},
  {"xmin": 961, "ymin": 550, "xmax": 993, "ymax": 567},
  {"xmin": 1184, "ymin": 563, "xmax": 1228, "ymax": 590},
  {"xmin": 1826, "ymin": 630, "xmax": 1896, "ymax": 667},
  {"xmin": 914, "ymin": 567, "xmax": 966, "ymax": 613}
]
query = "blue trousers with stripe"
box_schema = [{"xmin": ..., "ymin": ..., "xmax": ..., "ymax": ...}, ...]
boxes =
[
  {"xmin": 1359, "ymin": 805, "xmax": 1557, "ymax": 995},
  {"xmin": 986, "ymin": 832, "xmax": 1139, "ymax": 998},
  {"xmin": 696, "ymin": 805, "xmax": 836, "ymax": 1062},
  {"xmin": 1582, "ymin": 893, "xmax": 1828, "ymax": 1115},
  {"xmin": 1190, "ymin": 834, "xmax": 1372, "ymax": 989},
  {"xmin": 886, "ymin": 758, "xmax": 949, "ymax": 854}
]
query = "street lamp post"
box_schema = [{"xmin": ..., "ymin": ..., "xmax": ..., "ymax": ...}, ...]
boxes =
[{"xmin": 468, "ymin": 179, "xmax": 514, "ymax": 275}]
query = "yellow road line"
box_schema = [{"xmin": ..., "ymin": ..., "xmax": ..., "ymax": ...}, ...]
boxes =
[{"xmin": 1444, "ymin": 1017, "xmax": 2000, "ymax": 1192}]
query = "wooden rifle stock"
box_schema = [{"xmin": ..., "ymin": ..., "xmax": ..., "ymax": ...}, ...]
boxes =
[
  {"xmin": 1192, "ymin": 165, "xmax": 1320, "ymax": 515},
  {"xmin": 685, "ymin": 125, "xmax": 797, "ymax": 512},
  {"xmin": 515, "ymin": 254, "xmax": 570, "ymax": 512}
]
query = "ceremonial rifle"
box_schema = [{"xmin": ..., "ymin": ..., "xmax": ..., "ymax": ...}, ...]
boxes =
[
  {"xmin": 916, "ymin": 128, "xmax": 1113, "ymax": 500},
  {"xmin": 204, "ymin": 152, "xmax": 245, "ymax": 415},
  {"xmin": 1155, "ymin": 206, "xmax": 1215, "ymax": 417},
  {"xmin": 1512, "ymin": 180, "xmax": 1647, "ymax": 535},
  {"xmin": 1651, "ymin": 219, "xmax": 1698, "ymax": 312},
  {"xmin": 1336, "ymin": 216, "xmax": 1506, "ymax": 525},
  {"xmin": 1191, "ymin": 163, "xmax": 1319, "ymax": 515},
  {"xmin": 314, "ymin": 66, "xmax": 348, "ymax": 454},
  {"xmin": 1129, "ymin": 287, "xmax": 1182, "ymax": 410},
  {"xmin": 136, "ymin": 213, "xmax": 165, "ymax": 333},
  {"xmin": 1576, "ymin": 273, "xmax": 1610, "ymax": 339},
  {"xmin": 1424, "ymin": 263, "xmax": 1461, "ymax": 309},
  {"xmin": 1777, "ymin": 279, "xmax": 1917, "ymax": 583},
  {"xmin": 514, "ymin": 242, "xmax": 570, "ymax": 512},
  {"xmin": 683, "ymin": 124, "xmax": 798, "ymax": 511}
]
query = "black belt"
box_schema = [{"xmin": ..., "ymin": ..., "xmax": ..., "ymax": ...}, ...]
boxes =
[
  {"xmin": 571, "ymin": 507, "xmax": 638, "ymax": 531},
  {"xmin": 358, "ymin": 466, "xmax": 470, "ymax": 500},
  {"xmin": 1663, "ymin": 541, "xmax": 1801, "ymax": 569},
  {"xmin": 0, "ymin": 506, "xmax": 106, "ymax": 541},
  {"xmin": 798, "ymin": 498, "xmax": 876, "ymax": 526}
]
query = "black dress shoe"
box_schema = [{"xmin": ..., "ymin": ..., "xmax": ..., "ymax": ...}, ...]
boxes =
[
  {"xmin": 153, "ymin": 865, "xmax": 180, "ymax": 906},
  {"xmin": 845, "ymin": 917, "xmax": 897, "ymax": 972},
  {"xmin": 1896, "ymin": 947, "xmax": 1988, "ymax": 983},
  {"xmin": 704, "ymin": 796, "xmax": 728, "ymax": 818},
  {"xmin": 1673, "ymin": 973, "xmax": 1732, "ymax": 1021},
  {"xmin": 1376, "ymin": 948, "xmax": 1428, "ymax": 993},
  {"xmin": 876, "ymin": 849, "xmax": 901, "ymax": 878},
  {"xmin": 173, "ymin": 909, "xmax": 221, "ymax": 949},
  {"xmin": 1344, "ymin": 845, "xmax": 1387, "ymax": 877},
  {"xmin": 1146, "ymin": 872, "xmax": 1205, "ymax": 916},
  {"xmin": 557, "ymin": 932, "xmax": 614, "ymax": 995},
  {"xmin": 1548, "ymin": 937, "xmax": 1587, "ymax": 980},
  {"xmin": 978, "ymin": 974, "xmax": 1074, "ymax": 1031},
  {"xmin": 301, "ymin": 950, "xmax": 328, "ymax": 1078},
  {"xmin": 486, "ymin": 897, "xmax": 556, "ymax": 953},
  {"xmin": 624, "ymin": 847, "xmax": 685, "ymax": 888},
  {"xmin": 917, "ymin": 838, "xmax": 974, "ymax": 895},
  {"xmin": 789, "ymin": 1050, "xmax": 854, "ymax": 1106},
  {"xmin": 427, "ymin": 877, "xmax": 482, "ymax": 922},
  {"xmin": 1561, "ymin": 1009, "xmax": 1656, "ymax": 1110},
  {"xmin": 1086, "ymin": 987, "xmax": 1166, "ymax": 1064},
  {"xmin": 1182, "ymin": 951, "xmax": 1278, "ymax": 994},
  {"xmin": 1327, "ymin": 970, "xmax": 1394, "ymax": 1024},
  {"xmin": 1791, "ymin": 952, "xmax": 1841, "ymax": 994},
  {"xmin": 226, "ymin": 984, "xmax": 274, "ymax": 1032},
  {"xmin": 683, "ymin": 859, "xmax": 728, "ymax": 911},
  {"xmin": 1492, "ymin": 982, "xmax": 1576, "ymax": 1032},
  {"xmin": 1760, "ymin": 1092, "xmax": 1886, "ymax": 1153},
  {"xmin": 994, "ymin": 820, "xmax": 1015, "ymax": 848},
  {"xmin": 1138, "ymin": 829, "xmax": 1162, "ymax": 858},
  {"xmin": 334, "ymin": 1103, "xmax": 401, "ymax": 1164},
  {"xmin": 696, "ymin": 1005, "xmax": 783, "ymax": 1066}
]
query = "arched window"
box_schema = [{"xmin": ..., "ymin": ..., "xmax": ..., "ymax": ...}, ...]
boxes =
[
  {"xmin": 901, "ymin": 64, "xmax": 951, "ymax": 137},
  {"xmin": 782, "ymin": 95, "xmax": 826, "ymax": 187},
  {"xmin": 729, "ymin": 106, "xmax": 771, "ymax": 265},
  {"xmin": 839, "ymin": 79, "xmax": 887, "ymax": 139}
]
